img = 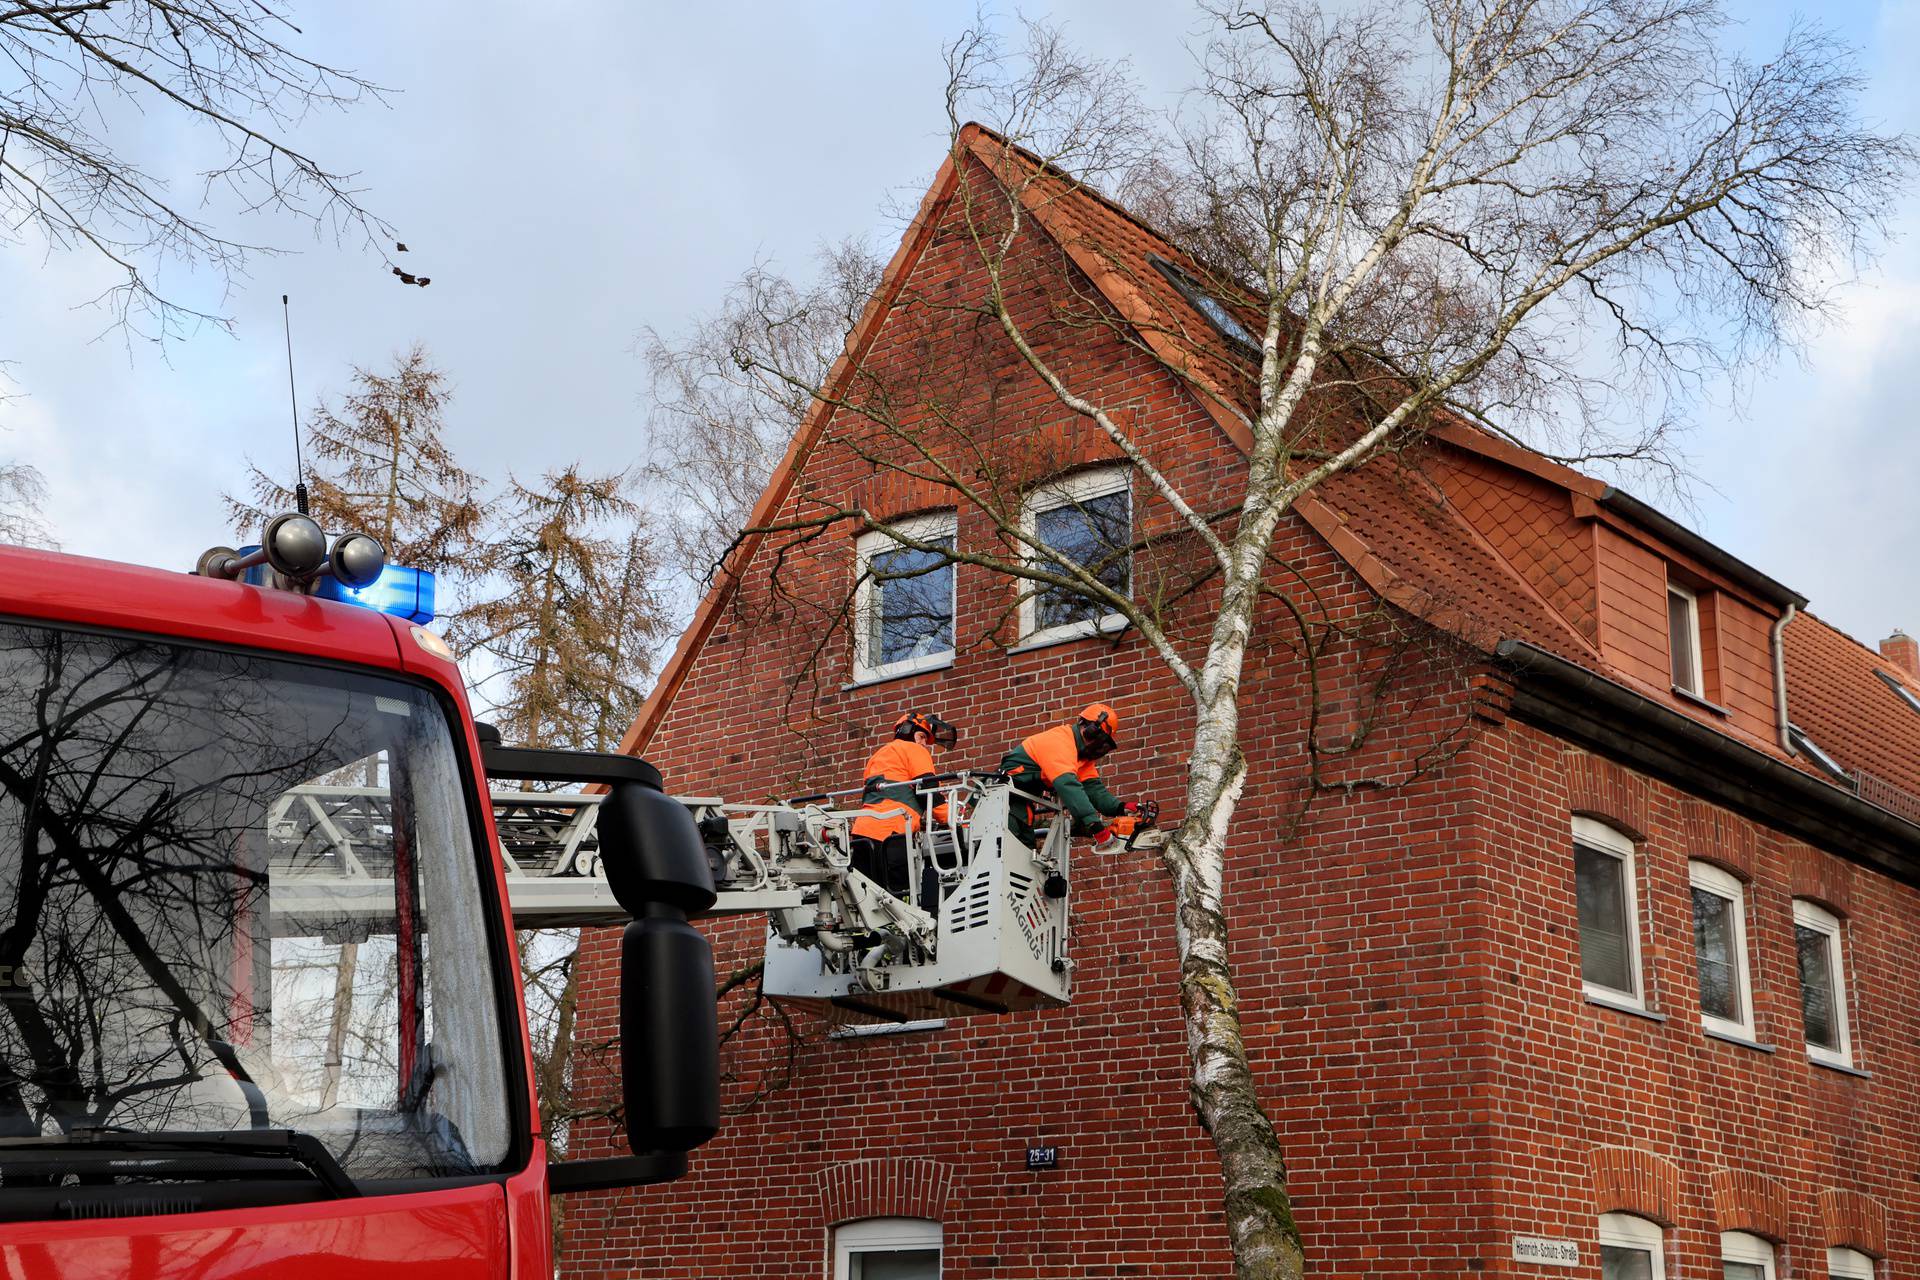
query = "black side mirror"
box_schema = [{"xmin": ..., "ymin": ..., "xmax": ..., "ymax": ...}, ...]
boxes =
[{"xmin": 478, "ymin": 726, "xmax": 719, "ymax": 1190}]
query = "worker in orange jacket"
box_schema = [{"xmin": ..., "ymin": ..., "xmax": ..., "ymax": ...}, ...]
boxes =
[
  {"xmin": 849, "ymin": 711, "xmax": 957, "ymax": 901},
  {"xmin": 999, "ymin": 703, "xmax": 1154, "ymax": 850}
]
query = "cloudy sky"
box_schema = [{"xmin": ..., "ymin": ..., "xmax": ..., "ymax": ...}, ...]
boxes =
[{"xmin": 2, "ymin": 0, "xmax": 1915, "ymax": 649}]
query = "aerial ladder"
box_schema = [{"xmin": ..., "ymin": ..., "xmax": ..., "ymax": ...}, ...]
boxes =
[{"xmin": 271, "ymin": 771, "xmax": 1159, "ymax": 1022}]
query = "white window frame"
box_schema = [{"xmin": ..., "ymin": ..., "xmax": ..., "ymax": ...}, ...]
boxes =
[
  {"xmin": 1598, "ymin": 1213, "xmax": 1666, "ymax": 1280},
  {"xmin": 1574, "ymin": 817, "xmax": 1645, "ymax": 1010},
  {"xmin": 1721, "ymin": 1231, "xmax": 1777, "ymax": 1278},
  {"xmin": 833, "ymin": 1216, "xmax": 941, "ymax": 1280},
  {"xmin": 1828, "ymin": 1247, "xmax": 1876, "ymax": 1279},
  {"xmin": 1668, "ymin": 581, "xmax": 1705, "ymax": 696},
  {"xmin": 1793, "ymin": 899, "xmax": 1853, "ymax": 1068},
  {"xmin": 1018, "ymin": 465, "xmax": 1132, "ymax": 647},
  {"xmin": 1688, "ymin": 860, "xmax": 1756, "ymax": 1041},
  {"xmin": 853, "ymin": 511, "xmax": 958, "ymax": 683}
]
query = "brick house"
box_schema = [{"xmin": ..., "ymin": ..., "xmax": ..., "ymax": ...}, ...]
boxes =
[{"xmin": 560, "ymin": 127, "xmax": 1920, "ymax": 1279}]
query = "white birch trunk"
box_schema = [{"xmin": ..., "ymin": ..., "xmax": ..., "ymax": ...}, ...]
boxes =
[{"xmin": 1163, "ymin": 543, "xmax": 1305, "ymax": 1280}]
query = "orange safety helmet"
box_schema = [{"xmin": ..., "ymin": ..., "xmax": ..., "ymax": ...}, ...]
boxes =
[
  {"xmin": 1076, "ymin": 703, "xmax": 1120, "ymax": 755},
  {"xmin": 893, "ymin": 711, "xmax": 959, "ymax": 748}
]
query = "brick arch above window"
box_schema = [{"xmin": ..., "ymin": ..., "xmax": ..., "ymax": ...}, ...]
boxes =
[
  {"xmin": 819, "ymin": 1157, "xmax": 954, "ymax": 1227},
  {"xmin": 1710, "ymin": 1168, "xmax": 1791, "ymax": 1242},
  {"xmin": 853, "ymin": 471, "xmax": 960, "ymax": 525},
  {"xmin": 1818, "ymin": 1188, "xmax": 1888, "ymax": 1258},
  {"xmin": 1680, "ymin": 799, "xmax": 1756, "ymax": 880},
  {"xmin": 1589, "ymin": 1145, "xmax": 1682, "ymax": 1226},
  {"xmin": 1563, "ymin": 752, "xmax": 1652, "ymax": 839},
  {"xmin": 1784, "ymin": 842, "xmax": 1853, "ymax": 918}
]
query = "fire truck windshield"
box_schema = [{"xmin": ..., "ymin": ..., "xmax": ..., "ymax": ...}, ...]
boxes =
[{"xmin": 0, "ymin": 621, "xmax": 512, "ymax": 1191}]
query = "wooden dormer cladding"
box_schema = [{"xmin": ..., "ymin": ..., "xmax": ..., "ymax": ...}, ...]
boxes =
[
  {"xmin": 1586, "ymin": 509, "xmax": 1783, "ymax": 747},
  {"xmin": 1425, "ymin": 436, "xmax": 1795, "ymax": 759}
]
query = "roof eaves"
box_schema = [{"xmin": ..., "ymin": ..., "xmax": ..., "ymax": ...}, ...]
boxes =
[{"xmin": 1498, "ymin": 638, "xmax": 1920, "ymax": 882}]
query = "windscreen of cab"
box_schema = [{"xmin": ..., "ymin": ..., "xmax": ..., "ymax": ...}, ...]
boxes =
[{"xmin": 0, "ymin": 621, "xmax": 512, "ymax": 1183}]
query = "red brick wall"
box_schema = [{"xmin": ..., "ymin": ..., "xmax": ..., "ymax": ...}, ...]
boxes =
[
  {"xmin": 555, "ymin": 156, "xmax": 1911, "ymax": 1280},
  {"xmin": 1465, "ymin": 719, "xmax": 1914, "ymax": 1277}
]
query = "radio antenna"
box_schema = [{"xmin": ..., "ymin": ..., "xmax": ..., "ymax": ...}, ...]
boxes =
[{"xmin": 282, "ymin": 294, "xmax": 309, "ymax": 515}]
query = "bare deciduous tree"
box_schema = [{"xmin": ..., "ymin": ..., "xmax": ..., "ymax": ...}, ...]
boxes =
[
  {"xmin": 0, "ymin": 0, "xmax": 394, "ymax": 345},
  {"xmin": 650, "ymin": 6, "xmax": 1912, "ymax": 1276},
  {"xmin": 638, "ymin": 239, "xmax": 883, "ymax": 591},
  {"xmin": 0, "ymin": 459, "xmax": 54, "ymax": 547}
]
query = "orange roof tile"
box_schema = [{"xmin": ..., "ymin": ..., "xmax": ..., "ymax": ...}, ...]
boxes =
[{"xmin": 1784, "ymin": 615, "xmax": 1920, "ymax": 819}]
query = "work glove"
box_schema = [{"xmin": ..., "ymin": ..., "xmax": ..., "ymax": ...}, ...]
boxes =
[{"xmin": 1123, "ymin": 799, "xmax": 1159, "ymax": 827}]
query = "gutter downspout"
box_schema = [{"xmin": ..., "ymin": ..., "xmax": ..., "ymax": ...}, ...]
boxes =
[{"xmin": 1772, "ymin": 603, "xmax": 1798, "ymax": 756}]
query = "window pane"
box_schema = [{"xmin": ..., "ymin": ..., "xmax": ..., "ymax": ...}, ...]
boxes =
[
  {"xmin": 1033, "ymin": 489, "xmax": 1130, "ymax": 630},
  {"xmin": 1669, "ymin": 590, "xmax": 1698, "ymax": 691},
  {"xmin": 1724, "ymin": 1263, "xmax": 1766, "ymax": 1280},
  {"xmin": 1796, "ymin": 923, "xmax": 1838, "ymax": 1048},
  {"xmin": 1576, "ymin": 844, "xmax": 1633, "ymax": 993},
  {"xmin": 852, "ymin": 1250, "xmax": 941, "ymax": 1280},
  {"xmin": 1693, "ymin": 887, "xmax": 1741, "ymax": 1022},
  {"xmin": 870, "ymin": 538, "xmax": 953, "ymax": 667},
  {"xmin": 1602, "ymin": 1245, "xmax": 1655, "ymax": 1280}
]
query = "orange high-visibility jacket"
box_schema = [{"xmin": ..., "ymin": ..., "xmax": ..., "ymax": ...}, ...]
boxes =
[
  {"xmin": 849, "ymin": 739, "xmax": 946, "ymax": 840},
  {"xmin": 999, "ymin": 723, "xmax": 1125, "ymax": 835}
]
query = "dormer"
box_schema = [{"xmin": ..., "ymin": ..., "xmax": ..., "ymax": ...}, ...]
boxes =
[
  {"xmin": 1425, "ymin": 432, "xmax": 1806, "ymax": 759},
  {"xmin": 1584, "ymin": 490, "xmax": 1805, "ymax": 752}
]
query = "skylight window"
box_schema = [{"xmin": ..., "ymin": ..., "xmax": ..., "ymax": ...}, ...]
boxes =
[
  {"xmin": 1875, "ymin": 668, "xmax": 1920, "ymax": 715},
  {"xmin": 1148, "ymin": 255, "xmax": 1261, "ymax": 356},
  {"xmin": 1789, "ymin": 725, "xmax": 1851, "ymax": 784}
]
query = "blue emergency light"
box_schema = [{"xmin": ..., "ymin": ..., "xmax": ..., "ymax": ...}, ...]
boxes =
[{"xmin": 315, "ymin": 564, "xmax": 437, "ymax": 624}]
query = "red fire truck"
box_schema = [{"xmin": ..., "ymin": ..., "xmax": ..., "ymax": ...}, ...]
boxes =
[{"xmin": 0, "ymin": 514, "xmax": 719, "ymax": 1276}]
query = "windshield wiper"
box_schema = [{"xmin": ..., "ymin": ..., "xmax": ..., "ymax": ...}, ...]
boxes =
[{"xmin": 0, "ymin": 1127, "xmax": 360, "ymax": 1198}]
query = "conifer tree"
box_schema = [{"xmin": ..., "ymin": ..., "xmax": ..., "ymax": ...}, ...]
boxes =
[
  {"xmin": 461, "ymin": 466, "xmax": 664, "ymax": 752},
  {"xmin": 225, "ymin": 344, "xmax": 482, "ymax": 1111},
  {"xmin": 228, "ymin": 343, "xmax": 482, "ymax": 588}
]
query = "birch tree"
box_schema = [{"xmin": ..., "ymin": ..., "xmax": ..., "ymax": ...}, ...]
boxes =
[{"xmin": 653, "ymin": 7, "xmax": 1911, "ymax": 1276}]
